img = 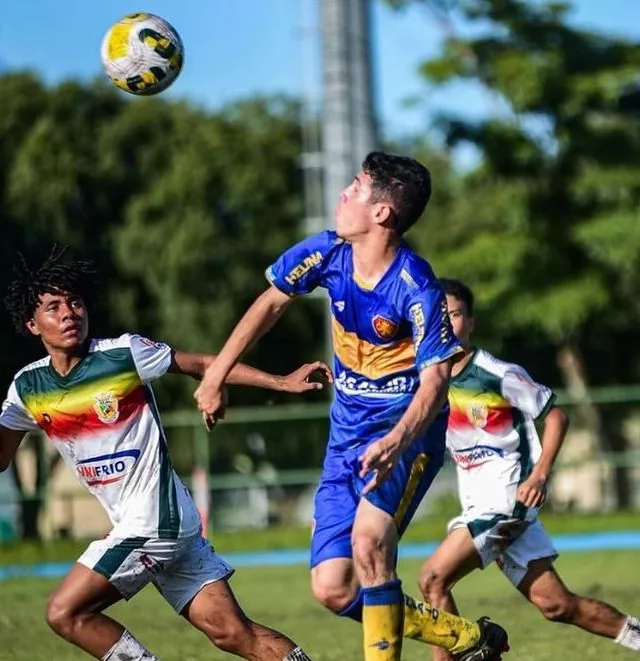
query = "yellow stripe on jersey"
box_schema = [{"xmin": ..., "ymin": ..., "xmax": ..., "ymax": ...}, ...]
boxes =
[
  {"xmin": 22, "ymin": 371, "xmax": 141, "ymax": 419},
  {"xmin": 332, "ymin": 316, "xmax": 415, "ymax": 380},
  {"xmin": 448, "ymin": 387, "xmax": 510, "ymax": 410}
]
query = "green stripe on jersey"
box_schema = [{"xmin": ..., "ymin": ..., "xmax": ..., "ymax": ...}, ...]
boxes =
[
  {"xmin": 143, "ymin": 385, "xmax": 180, "ymax": 538},
  {"xmin": 450, "ymin": 362, "xmax": 503, "ymax": 393},
  {"xmin": 15, "ymin": 347, "xmax": 137, "ymax": 399}
]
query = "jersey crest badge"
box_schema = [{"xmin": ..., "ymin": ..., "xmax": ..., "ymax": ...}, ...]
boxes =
[
  {"xmin": 93, "ymin": 392, "xmax": 120, "ymax": 425},
  {"xmin": 372, "ymin": 314, "xmax": 399, "ymax": 340},
  {"xmin": 467, "ymin": 403, "xmax": 489, "ymax": 428}
]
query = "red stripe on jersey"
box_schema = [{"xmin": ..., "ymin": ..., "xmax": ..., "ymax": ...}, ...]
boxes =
[{"xmin": 42, "ymin": 386, "xmax": 147, "ymax": 441}]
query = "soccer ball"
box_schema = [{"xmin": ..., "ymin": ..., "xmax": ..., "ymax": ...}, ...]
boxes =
[{"xmin": 101, "ymin": 13, "xmax": 184, "ymax": 96}]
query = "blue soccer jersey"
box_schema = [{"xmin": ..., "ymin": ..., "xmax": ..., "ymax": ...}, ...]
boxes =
[
  {"xmin": 267, "ymin": 231, "xmax": 463, "ymax": 566},
  {"xmin": 267, "ymin": 231, "xmax": 462, "ymax": 566},
  {"xmin": 266, "ymin": 230, "xmax": 462, "ymax": 452}
]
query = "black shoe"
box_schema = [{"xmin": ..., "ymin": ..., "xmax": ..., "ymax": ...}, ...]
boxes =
[{"xmin": 453, "ymin": 617, "xmax": 509, "ymax": 661}]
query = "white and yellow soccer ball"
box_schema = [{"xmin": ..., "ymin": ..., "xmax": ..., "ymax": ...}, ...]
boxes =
[{"xmin": 101, "ymin": 13, "xmax": 184, "ymax": 96}]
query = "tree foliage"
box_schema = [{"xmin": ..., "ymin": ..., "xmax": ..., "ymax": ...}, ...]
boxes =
[
  {"xmin": 0, "ymin": 74, "xmax": 325, "ymax": 406},
  {"xmin": 390, "ymin": 0, "xmax": 640, "ymax": 506},
  {"xmin": 0, "ymin": 74, "xmax": 326, "ymax": 537},
  {"xmin": 392, "ymin": 0, "xmax": 640, "ymax": 367}
]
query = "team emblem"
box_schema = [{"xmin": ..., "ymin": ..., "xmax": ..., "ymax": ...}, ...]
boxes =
[
  {"xmin": 93, "ymin": 392, "xmax": 120, "ymax": 424},
  {"xmin": 372, "ymin": 314, "xmax": 399, "ymax": 340},
  {"xmin": 467, "ymin": 403, "xmax": 489, "ymax": 428}
]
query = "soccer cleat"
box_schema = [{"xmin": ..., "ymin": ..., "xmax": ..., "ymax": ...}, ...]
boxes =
[{"xmin": 453, "ymin": 617, "xmax": 510, "ymax": 661}]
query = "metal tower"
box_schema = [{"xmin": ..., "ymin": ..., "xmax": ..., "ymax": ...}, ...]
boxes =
[
  {"xmin": 299, "ymin": 0, "xmax": 379, "ymax": 363},
  {"xmin": 320, "ymin": 0, "xmax": 379, "ymax": 223}
]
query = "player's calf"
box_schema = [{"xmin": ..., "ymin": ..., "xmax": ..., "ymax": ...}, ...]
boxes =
[
  {"xmin": 413, "ymin": 534, "xmax": 508, "ymax": 659},
  {"xmin": 193, "ymin": 610, "xmax": 313, "ymax": 661},
  {"xmin": 530, "ymin": 589, "xmax": 640, "ymax": 651},
  {"xmin": 520, "ymin": 558, "xmax": 640, "ymax": 652},
  {"xmin": 185, "ymin": 579, "xmax": 315, "ymax": 661}
]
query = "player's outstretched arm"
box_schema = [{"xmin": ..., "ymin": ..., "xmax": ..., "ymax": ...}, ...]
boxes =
[
  {"xmin": 170, "ymin": 351, "xmax": 332, "ymax": 393},
  {"xmin": 359, "ymin": 358, "xmax": 452, "ymax": 494},
  {"xmin": 516, "ymin": 406, "xmax": 569, "ymax": 508},
  {"xmin": 194, "ymin": 285, "xmax": 295, "ymax": 426},
  {"xmin": 0, "ymin": 425, "xmax": 26, "ymax": 472}
]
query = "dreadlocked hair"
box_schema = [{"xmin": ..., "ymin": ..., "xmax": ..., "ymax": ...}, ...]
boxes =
[{"xmin": 4, "ymin": 245, "xmax": 98, "ymax": 335}]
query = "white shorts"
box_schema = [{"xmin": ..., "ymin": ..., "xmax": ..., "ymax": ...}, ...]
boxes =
[
  {"xmin": 78, "ymin": 534, "xmax": 234, "ymax": 613},
  {"xmin": 448, "ymin": 514, "xmax": 558, "ymax": 587}
]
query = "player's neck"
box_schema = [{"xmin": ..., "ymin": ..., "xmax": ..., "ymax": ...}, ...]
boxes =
[
  {"xmin": 351, "ymin": 233, "xmax": 402, "ymax": 286},
  {"xmin": 47, "ymin": 345, "xmax": 86, "ymax": 377},
  {"xmin": 451, "ymin": 345, "xmax": 476, "ymax": 377}
]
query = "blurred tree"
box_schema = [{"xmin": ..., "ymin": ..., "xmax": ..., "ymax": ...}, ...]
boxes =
[
  {"xmin": 0, "ymin": 75, "xmax": 325, "ymax": 538},
  {"xmin": 110, "ymin": 95, "xmax": 326, "ymax": 406},
  {"xmin": 390, "ymin": 0, "xmax": 640, "ymax": 507}
]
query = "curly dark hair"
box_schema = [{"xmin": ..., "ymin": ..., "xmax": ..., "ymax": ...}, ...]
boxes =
[
  {"xmin": 362, "ymin": 151, "xmax": 432, "ymax": 235},
  {"xmin": 4, "ymin": 245, "xmax": 98, "ymax": 335}
]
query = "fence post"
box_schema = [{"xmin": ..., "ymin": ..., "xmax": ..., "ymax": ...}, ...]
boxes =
[{"xmin": 192, "ymin": 424, "xmax": 211, "ymax": 537}]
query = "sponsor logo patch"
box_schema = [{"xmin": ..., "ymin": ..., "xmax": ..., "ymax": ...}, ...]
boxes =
[
  {"xmin": 451, "ymin": 445, "xmax": 505, "ymax": 471},
  {"xmin": 76, "ymin": 449, "xmax": 141, "ymax": 486}
]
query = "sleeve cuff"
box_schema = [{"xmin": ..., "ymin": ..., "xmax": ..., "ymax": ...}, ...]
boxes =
[
  {"xmin": 264, "ymin": 269, "xmax": 302, "ymax": 298},
  {"xmin": 535, "ymin": 392, "xmax": 557, "ymax": 420},
  {"xmin": 417, "ymin": 345, "xmax": 465, "ymax": 371}
]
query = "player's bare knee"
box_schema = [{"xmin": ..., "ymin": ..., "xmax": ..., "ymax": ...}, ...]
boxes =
[
  {"xmin": 45, "ymin": 596, "xmax": 76, "ymax": 638},
  {"xmin": 197, "ymin": 612, "xmax": 252, "ymax": 653},
  {"xmin": 210, "ymin": 623, "xmax": 250, "ymax": 654},
  {"xmin": 417, "ymin": 563, "xmax": 436, "ymax": 595},
  {"xmin": 418, "ymin": 563, "xmax": 450, "ymax": 604},
  {"xmin": 535, "ymin": 593, "xmax": 579, "ymax": 623},
  {"xmin": 311, "ymin": 576, "xmax": 356, "ymax": 613},
  {"xmin": 352, "ymin": 533, "xmax": 390, "ymax": 582}
]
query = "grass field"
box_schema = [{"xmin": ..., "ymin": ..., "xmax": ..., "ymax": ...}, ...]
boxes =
[
  {"xmin": 2, "ymin": 513, "xmax": 640, "ymax": 660},
  {"xmin": 1, "ymin": 550, "xmax": 639, "ymax": 660}
]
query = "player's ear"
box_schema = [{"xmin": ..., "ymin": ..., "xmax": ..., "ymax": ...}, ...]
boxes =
[
  {"xmin": 25, "ymin": 318, "xmax": 40, "ymax": 337},
  {"xmin": 372, "ymin": 202, "xmax": 393, "ymax": 226},
  {"xmin": 469, "ymin": 316, "xmax": 476, "ymax": 333}
]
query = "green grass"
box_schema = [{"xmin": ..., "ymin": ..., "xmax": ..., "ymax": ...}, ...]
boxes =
[
  {"xmin": 0, "ymin": 550, "xmax": 638, "ymax": 660},
  {"xmin": 1, "ymin": 510, "xmax": 639, "ymax": 565}
]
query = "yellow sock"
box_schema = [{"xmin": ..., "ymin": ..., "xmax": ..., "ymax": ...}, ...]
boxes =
[
  {"xmin": 362, "ymin": 580, "xmax": 404, "ymax": 661},
  {"xmin": 403, "ymin": 594, "xmax": 481, "ymax": 654}
]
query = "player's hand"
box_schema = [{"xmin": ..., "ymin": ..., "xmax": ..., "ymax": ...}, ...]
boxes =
[
  {"xmin": 278, "ymin": 361, "xmax": 333, "ymax": 393},
  {"xmin": 358, "ymin": 432, "xmax": 403, "ymax": 495},
  {"xmin": 194, "ymin": 377, "xmax": 228, "ymax": 431},
  {"xmin": 516, "ymin": 472, "xmax": 547, "ymax": 508}
]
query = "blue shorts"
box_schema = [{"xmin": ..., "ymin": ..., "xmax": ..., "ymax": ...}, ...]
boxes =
[{"xmin": 310, "ymin": 417, "xmax": 446, "ymax": 568}]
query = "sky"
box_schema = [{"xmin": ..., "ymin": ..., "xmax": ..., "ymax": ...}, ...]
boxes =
[{"xmin": 1, "ymin": 0, "xmax": 640, "ymax": 141}]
